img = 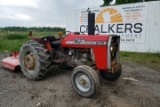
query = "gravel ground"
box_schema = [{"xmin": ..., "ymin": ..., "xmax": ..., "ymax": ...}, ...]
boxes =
[{"xmin": 0, "ymin": 52, "xmax": 160, "ymax": 107}]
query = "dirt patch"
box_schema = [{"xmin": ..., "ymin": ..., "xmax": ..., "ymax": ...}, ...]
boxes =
[{"xmin": 0, "ymin": 52, "xmax": 160, "ymax": 107}]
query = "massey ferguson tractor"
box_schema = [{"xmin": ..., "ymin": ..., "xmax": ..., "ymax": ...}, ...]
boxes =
[{"xmin": 2, "ymin": 12, "xmax": 122, "ymax": 98}]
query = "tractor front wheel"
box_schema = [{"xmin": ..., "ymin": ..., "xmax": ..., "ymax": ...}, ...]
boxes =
[
  {"xmin": 71, "ymin": 65, "xmax": 99, "ymax": 98},
  {"xmin": 100, "ymin": 63, "xmax": 122, "ymax": 81},
  {"xmin": 19, "ymin": 40, "xmax": 51, "ymax": 80}
]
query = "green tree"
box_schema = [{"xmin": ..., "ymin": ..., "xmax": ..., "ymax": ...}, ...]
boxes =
[
  {"xmin": 102, "ymin": 0, "xmax": 146, "ymax": 6},
  {"xmin": 116, "ymin": 0, "xmax": 142, "ymax": 5},
  {"xmin": 102, "ymin": 0, "xmax": 111, "ymax": 6},
  {"xmin": 1, "ymin": 27, "xmax": 65, "ymax": 32},
  {"xmin": 103, "ymin": 0, "xmax": 158, "ymax": 6}
]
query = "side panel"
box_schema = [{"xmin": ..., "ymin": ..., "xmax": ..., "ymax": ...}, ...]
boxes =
[{"xmin": 93, "ymin": 46, "xmax": 107, "ymax": 70}]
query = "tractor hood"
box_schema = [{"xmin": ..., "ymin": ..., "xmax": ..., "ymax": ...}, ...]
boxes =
[{"xmin": 61, "ymin": 33, "xmax": 110, "ymax": 48}]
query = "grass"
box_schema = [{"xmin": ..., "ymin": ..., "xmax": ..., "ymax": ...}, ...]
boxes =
[
  {"xmin": 0, "ymin": 30, "xmax": 59, "ymax": 52},
  {"xmin": 120, "ymin": 52, "xmax": 160, "ymax": 71}
]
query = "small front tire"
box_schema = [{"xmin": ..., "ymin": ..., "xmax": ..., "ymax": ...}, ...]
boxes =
[
  {"xmin": 100, "ymin": 63, "xmax": 122, "ymax": 81},
  {"xmin": 71, "ymin": 65, "xmax": 99, "ymax": 98}
]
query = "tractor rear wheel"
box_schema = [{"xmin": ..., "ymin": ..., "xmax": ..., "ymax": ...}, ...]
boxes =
[
  {"xmin": 71, "ymin": 65, "xmax": 99, "ymax": 98},
  {"xmin": 19, "ymin": 40, "xmax": 51, "ymax": 80}
]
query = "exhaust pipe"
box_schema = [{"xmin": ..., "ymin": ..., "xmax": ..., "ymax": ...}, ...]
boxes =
[{"xmin": 88, "ymin": 11, "xmax": 95, "ymax": 35}]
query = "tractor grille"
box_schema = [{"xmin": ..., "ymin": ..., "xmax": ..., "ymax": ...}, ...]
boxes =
[
  {"xmin": 110, "ymin": 36, "xmax": 120, "ymax": 68},
  {"xmin": 107, "ymin": 35, "xmax": 120, "ymax": 69}
]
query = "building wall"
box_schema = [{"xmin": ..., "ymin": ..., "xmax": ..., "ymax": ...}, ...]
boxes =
[{"xmin": 66, "ymin": 1, "xmax": 160, "ymax": 53}]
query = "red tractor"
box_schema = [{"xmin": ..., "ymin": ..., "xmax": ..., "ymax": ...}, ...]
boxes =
[{"xmin": 2, "ymin": 12, "xmax": 122, "ymax": 98}]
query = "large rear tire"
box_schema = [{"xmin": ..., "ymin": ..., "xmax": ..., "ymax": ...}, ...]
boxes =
[
  {"xmin": 19, "ymin": 40, "xmax": 51, "ymax": 80},
  {"xmin": 71, "ymin": 65, "xmax": 99, "ymax": 98}
]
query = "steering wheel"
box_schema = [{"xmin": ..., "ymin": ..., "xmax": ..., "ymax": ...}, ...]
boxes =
[
  {"xmin": 57, "ymin": 31, "xmax": 70, "ymax": 39},
  {"xmin": 61, "ymin": 31, "xmax": 71, "ymax": 37}
]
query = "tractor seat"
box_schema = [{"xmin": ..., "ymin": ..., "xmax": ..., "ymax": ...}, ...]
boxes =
[
  {"xmin": 47, "ymin": 36, "xmax": 61, "ymax": 48},
  {"xmin": 50, "ymin": 41, "xmax": 61, "ymax": 48}
]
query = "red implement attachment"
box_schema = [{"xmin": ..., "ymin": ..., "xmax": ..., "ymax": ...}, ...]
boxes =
[{"xmin": 2, "ymin": 52, "xmax": 20, "ymax": 71}]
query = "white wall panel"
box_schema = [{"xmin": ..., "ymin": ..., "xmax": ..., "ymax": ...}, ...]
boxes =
[{"xmin": 66, "ymin": 1, "xmax": 160, "ymax": 53}]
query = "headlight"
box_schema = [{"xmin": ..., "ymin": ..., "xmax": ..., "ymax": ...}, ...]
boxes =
[{"xmin": 110, "ymin": 46, "xmax": 113, "ymax": 51}]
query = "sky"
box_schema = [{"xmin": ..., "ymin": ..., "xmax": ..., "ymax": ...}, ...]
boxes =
[{"xmin": 0, "ymin": 0, "xmax": 103, "ymax": 27}]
